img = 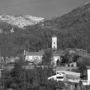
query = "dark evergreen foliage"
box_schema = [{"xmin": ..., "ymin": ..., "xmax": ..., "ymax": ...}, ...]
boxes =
[{"xmin": 1, "ymin": 58, "xmax": 66, "ymax": 90}]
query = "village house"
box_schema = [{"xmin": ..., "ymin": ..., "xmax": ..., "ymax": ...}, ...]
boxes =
[
  {"xmin": 25, "ymin": 50, "xmax": 44, "ymax": 64},
  {"xmin": 62, "ymin": 48, "xmax": 90, "ymax": 70},
  {"xmin": 52, "ymin": 50, "xmax": 64, "ymax": 66}
]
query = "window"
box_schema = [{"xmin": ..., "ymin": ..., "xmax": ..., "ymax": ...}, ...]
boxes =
[
  {"xmin": 57, "ymin": 76, "xmax": 64, "ymax": 79},
  {"xmin": 71, "ymin": 64, "xmax": 74, "ymax": 67}
]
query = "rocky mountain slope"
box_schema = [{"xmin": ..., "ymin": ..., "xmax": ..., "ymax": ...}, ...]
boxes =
[{"xmin": 0, "ymin": 15, "xmax": 44, "ymax": 28}]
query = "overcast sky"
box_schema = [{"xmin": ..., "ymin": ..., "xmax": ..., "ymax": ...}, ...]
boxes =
[{"xmin": 0, "ymin": 0, "xmax": 90, "ymax": 18}]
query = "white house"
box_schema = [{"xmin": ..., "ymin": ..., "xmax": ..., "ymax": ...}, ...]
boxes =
[
  {"xmin": 52, "ymin": 50, "xmax": 64, "ymax": 66},
  {"xmin": 25, "ymin": 50, "xmax": 44, "ymax": 64},
  {"xmin": 82, "ymin": 66, "xmax": 90, "ymax": 85},
  {"xmin": 79, "ymin": 66, "xmax": 90, "ymax": 86}
]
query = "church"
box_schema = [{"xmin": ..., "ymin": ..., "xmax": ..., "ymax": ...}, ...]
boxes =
[{"xmin": 25, "ymin": 36, "xmax": 64, "ymax": 65}]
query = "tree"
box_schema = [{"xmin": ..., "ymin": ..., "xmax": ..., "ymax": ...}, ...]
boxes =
[
  {"xmin": 42, "ymin": 49, "xmax": 52, "ymax": 66},
  {"xmin": 10, "ymin": 57, "xmax": 26, "ymax": 90},
  {"xmin": 56, "ymin": 59, "xmax": 60, "ymax": 66},
  {"xmin": 77, "ymin": 57, "xmax": 87, "ymax": 79},
  {"xmin": 61, "ymin": 55, "xmax": 69, "ymax": 65}
]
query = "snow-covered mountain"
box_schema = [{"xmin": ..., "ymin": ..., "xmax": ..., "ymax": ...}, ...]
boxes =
[{"xmin": 0, "ymin": 15, "xmax": 44, "ymax": 28}]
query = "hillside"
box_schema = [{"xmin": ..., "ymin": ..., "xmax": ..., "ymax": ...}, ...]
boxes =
[
  {"xmin": 38, "ymin": 3, "xmax": 90, "ymax": 50},
  {"xmin": 0, "ymin": 3, "xmax": 90, "ymax": 56},
  {"xmin": 26, "ymin": 3, "xmax": 90, "ymax": 51}
]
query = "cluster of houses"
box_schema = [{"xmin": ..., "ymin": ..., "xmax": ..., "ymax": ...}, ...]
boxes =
[
  {"xmin": 24, "ymin": 36, "xmax": 88, "ymax": 68},
  {"xmin": 23, "ymin": 35, "xmax": 90, "ymax": 87},
  {"xmin": 0, "ymin": 35, "xmax": 88, "ymax": 68},
  {"xmin": 0, "ymin": 35, "xmax": 90, "ymax": 88},
  {"xmin": 0, "ymin": 35, "xmax": 89, "ymax": 69},
  {"xmin": 24, "ymin": 35, "xmax": 64, "ymax": 66},
  {"xmin": 0, "ymin": 35, "xmax": 87, "ymax": 68}
]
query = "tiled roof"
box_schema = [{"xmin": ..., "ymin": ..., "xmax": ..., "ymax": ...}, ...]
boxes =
[
  {"xmin": 86, "ymin": 66, "xmax": 90, "ymax": 69},
  {"xmin": 25, "ymin": 50, "xmax": 44, "ymax": 56},
  {"xmin": 65, "ymin": 48, "xmax": 90, "ymax": 58},
  {"xmin": 53, "ymin": 50, "xmax": 64, "ymax": 56},
  {"xmin": 25, "ymin": 49, "xmax": 64, "ymax": 56},
  {"xmin": 76, "ymin": 51, "xmax": 90, "ymax": 58}
]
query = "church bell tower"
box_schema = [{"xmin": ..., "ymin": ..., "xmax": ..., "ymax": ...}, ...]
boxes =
[{"xmin": 52, "ymin": 35, "xmax": 57, "ymax": 50}]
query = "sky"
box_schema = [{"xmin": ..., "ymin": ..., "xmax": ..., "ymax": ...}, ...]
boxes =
[{"xmin": 0, "ymin": 0, "xmax": 90, "ymax": 18}]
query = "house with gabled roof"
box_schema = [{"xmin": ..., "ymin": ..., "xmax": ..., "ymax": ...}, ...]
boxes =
[{"xmin": 25, "ymin": 50, "xmax": 44, "ymax": 64}]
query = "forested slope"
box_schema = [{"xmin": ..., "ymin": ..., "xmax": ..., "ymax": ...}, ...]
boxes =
[{"xmin": 0, "ymin": 3, "xmax": 90, "ymax": 56}]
